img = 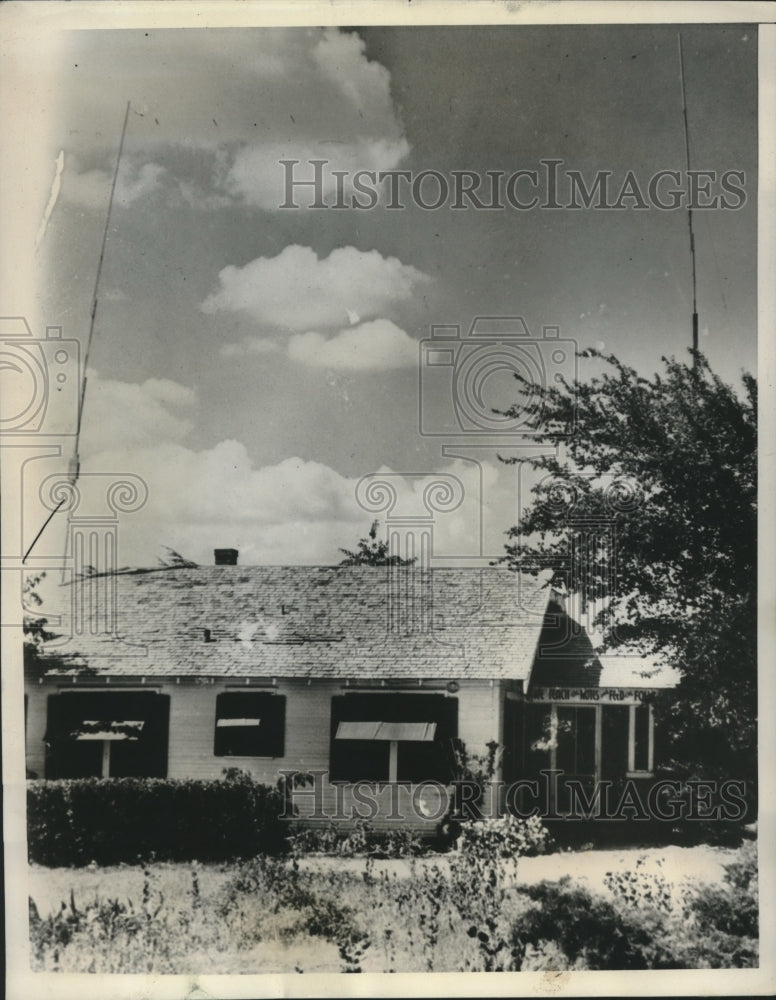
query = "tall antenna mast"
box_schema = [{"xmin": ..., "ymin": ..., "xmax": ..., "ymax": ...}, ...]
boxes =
[
  {"xmin": 69, "ymin": 100, "xmax": 131, "ymax": 483},
  {"xmin": 678, "ymin": 33, "xmax": 699, "ymax": 368}
]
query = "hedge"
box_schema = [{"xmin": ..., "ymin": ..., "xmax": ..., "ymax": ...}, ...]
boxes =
[{"xmin": 27, "ymin": 770, "xmax": 288, "ymax": 866}]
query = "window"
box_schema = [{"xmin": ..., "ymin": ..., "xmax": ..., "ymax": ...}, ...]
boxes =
[
  {"xmin": 214, "ymin": 692, "xmax": 285, "ymax": 757},
  {"xmin": 524, "ymin": 699, "xmax": 656, "ymax": 789},
  {"xmin": 330, "ymin": 694, "xmax": 457, "ymax": 783},
  {"xmin": 45, "ymin": 691, "xmax": 170, "ymax": 778}
]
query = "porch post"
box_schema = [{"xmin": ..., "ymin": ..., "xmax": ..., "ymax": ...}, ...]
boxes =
[{"xmin": 594, "ymin": 704, "xmax": 602, "ymax": 782}]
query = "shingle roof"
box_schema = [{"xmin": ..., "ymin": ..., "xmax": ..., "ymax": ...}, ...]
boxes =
[{"xmin": 38, "ymin": 565, "xmax": 556, "ymax": 681}]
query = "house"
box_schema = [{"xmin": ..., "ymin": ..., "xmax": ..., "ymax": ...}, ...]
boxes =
[{"xmin": 24, "ymin": 552, "xmax": 678, "ymax": 831}]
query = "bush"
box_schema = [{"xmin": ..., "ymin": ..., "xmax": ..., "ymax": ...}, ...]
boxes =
[
  {"xmin": 672, "ymin": 840, "xmax": 758, "ymax": 966},
  {"xmin": 287, "ymin": 820, "xmax": 426, "ymax": 858},
  {"xmin": 458, "ymin": 814, "xmax": 552, "ymax": 860},
  {"xmin": 513, "ymin": 878, "xmax": 656, "ymax": 970},
  {"xmin": 27, "ymin": 770, "xmax": 287, "ymax": 865},
  {"xmin": 512, "ymin": 842, "xmax": 759, "ymax": 970}
]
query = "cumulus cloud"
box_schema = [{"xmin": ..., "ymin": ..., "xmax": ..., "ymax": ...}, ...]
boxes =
[
  {"xmin": 288, "ymin": 319, "xmax": 419, "ymax": 370},
  {"xmin": 201, "ymin": 244, "xmax": 428, "ymax": 331},
  {"xmin": 61, "ymin": 156, "xmax": 167, "ymax": 210},
  {"xmin": 59, "ymin": 29, "xmax": 409, "ymax": 212},
  {"xmin": 220, "ymin": 29, "xmax": 409, "ymax": 208},
  {"xmin": 74, "ymin": 366, "xmax": 519, "ymax": 567},
  {"xmin": 79, "ymin": 441, "xmax": 511, "ymax": 567},
  {"xmin": 80, "ymin": 440, "xmax": 369, "ymax": 566},
  {"xmin": 79, "ymin": 371, "xmax": 196, "ymax": 453},
  {"xmin": 225, "ymin": 135, "xmax": 409, "ymax": 209}
]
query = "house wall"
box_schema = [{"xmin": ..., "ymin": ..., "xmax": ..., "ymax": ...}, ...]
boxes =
[{"xmin": 25, "ymin": 676, "xmax": 504, "ymax": 830}]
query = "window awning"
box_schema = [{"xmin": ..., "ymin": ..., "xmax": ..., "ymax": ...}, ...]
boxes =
[
  {"xmin": 216, "ymin": 718, "xmax": 261, "ymax": 728},
  {"xmin": 72, "ymin": 720, "xmax": 145, "ymax": 741},
  {"xmin": 336, "ymin": 721, "xmax": 437, "ymax": 742}
]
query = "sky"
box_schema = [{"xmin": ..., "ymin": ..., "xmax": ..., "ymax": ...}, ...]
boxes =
[{"xmin": 10, "ymin": 21, "xmax": 758, "ymax": 568}]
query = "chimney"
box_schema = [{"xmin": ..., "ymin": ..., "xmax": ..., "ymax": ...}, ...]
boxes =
[{"xmin": 214, "ymin": 548, "xmax": 238, "ymax": 566}]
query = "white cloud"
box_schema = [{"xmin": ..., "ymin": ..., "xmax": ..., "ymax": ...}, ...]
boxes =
[
  {"xmin": 80, "ymin": 440, "xmax": 369, "ymax": 566},
  {"xmin": 79, "ymin": 371, "xmax": 196, "ymax": 453},
  {"xmin": 288, "ymin": 319, "xmax": 418, "ymax": 371},
  {"xmin": 220, "ymin": 29, "xmax": 409, "ymax": 208},
  {"xmin": 224, "ymin": 135, "xmax": 409, "ymax": 209},
  {"xmin": 61, "ymin": 155, "xmax": 167, "ymax": 210},
  {"xmin": 58, "ymin": 29, "xmax": 409, "ymax": 212},
  {"xmin": 79, "ymin": 441, "xmax": 511, "ymax": 567},
  {"xmin": 313, "ymin": 29, "xmax": 397, "ymax": 118},
  {"xmin": 201, "ymin": 244, "xmax": 428, "ymax": 331},
  {"xmin": 116, "ymin": 162, "xmax": 166, "ymax": 207},
  {"xmin": 219, "ymin": 337, "xmax": 281, "ymax": 359},
  {"xmin": 75, "ymin": 368, "xmax": 521, "ymax": 567}
]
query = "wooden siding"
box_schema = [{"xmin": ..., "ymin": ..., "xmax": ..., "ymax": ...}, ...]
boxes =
[{"xmin": 25, "ymin": 677, "xmax": 504, "ymax": 830}]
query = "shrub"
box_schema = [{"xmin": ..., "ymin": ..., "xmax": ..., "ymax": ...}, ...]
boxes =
[
  {"xmin": 671, "ymin": 841, "xmax": 758, "ymax": 966},
  {"xmin": 458, "ymin": 814, "xmax": 552, "ymax": 860},
  {"xmin": 287, "ymin": 820, "xmax": 426, "ymax": 858},
  {"xmin": 27, "ymin": 770, "xmax": 287, "ymax": 865},
  {"xmin": 515, "ymin": 843, "xmax": 760, "ymax": 970},
  {"xmin": 513, "ymin": 878, "xmax": 656, "ymax": 970}
]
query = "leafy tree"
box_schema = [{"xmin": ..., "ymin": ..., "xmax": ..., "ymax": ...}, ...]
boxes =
[
  {"xmin": 22, "ymin": 572, "xmax": 84, "ymax": 687},
  {"xmin": 499, "ymin": 350, "xmax": 756, "ymax": 797},
  {"xmin": 338, "ymin": 521, "xmax": 416, "ymax": 566},
  {"xmin": 23, "ymin": 572, "xmax": 56, "ymax": 670}
]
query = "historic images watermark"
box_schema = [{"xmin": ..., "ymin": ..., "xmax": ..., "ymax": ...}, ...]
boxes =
[
  {"xmin": 277, "ymin": 769, "xmax": 749, "ymax": 824},
  {"xmin": 278, "ymin": 159, "xmax": 748, "ymax": 211}
]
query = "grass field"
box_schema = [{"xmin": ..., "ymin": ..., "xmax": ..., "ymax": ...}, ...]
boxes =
[{"xmin": 27, "ymin": 840, "xmax": 756, "ymax": 974}]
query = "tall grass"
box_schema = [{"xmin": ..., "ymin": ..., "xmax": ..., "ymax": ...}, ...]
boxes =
[{"xmin": 29, "ymin": 830, "xmax": 758, "ymax": 973}]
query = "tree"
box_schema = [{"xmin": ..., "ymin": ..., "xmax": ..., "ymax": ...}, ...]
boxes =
[
  {"xmin": 23, "ymin": 572, "xmax": 55, "ymax": 669},
  {"xmin": 22, "ymin": 572, "xmax": 84, "ymax": 683},
  {"xmin": 499, "ymin": 350, "xmax": 756, "ymax": 797},
  {"xmin": 338, "ymin": 520, "xmax": 416, "ymax": 566}
]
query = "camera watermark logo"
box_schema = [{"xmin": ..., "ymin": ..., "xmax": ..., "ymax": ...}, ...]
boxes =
[
  {"xmin": 419, "ymin": 316, "xmax": 576, "ymax": 439},
  {"xmin": 1, "ymin": 317, "xmax": 148, "ymax": 656},
  {"xmin": 0, "ymin": 317, "xmax": 81, "ymax": 437}
]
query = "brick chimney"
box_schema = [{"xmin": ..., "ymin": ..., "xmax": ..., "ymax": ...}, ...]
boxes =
[{"xmin": 214, "ymin": 548, "xmax": 238, "ymax": 566}]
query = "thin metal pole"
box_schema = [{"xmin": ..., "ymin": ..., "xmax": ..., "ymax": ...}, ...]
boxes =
[
  {"xmin": 678, "ymin": 34, "xmax": 699, "ymax": 367},
  {"xmin": 71, "ymin": 100, "xmax": 131, "ymax": 481}
]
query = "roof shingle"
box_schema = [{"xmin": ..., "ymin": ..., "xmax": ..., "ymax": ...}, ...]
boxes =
[{"xmin": 39, "ymin": 565, "xmax": 555, "ymax": 681}]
